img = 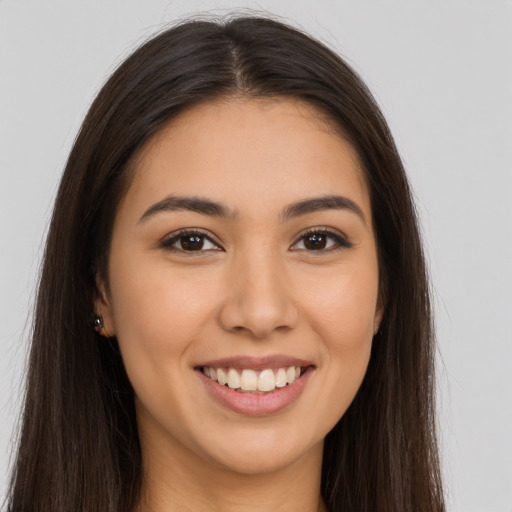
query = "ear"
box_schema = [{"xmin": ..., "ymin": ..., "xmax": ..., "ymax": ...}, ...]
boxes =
[
  {"xmin": 94, "ymin": 279, "xmax": 115, "ymax": 337},
  {"xmin": 373, "ymin": 292, "xmax": 385, "ymax": 336}
]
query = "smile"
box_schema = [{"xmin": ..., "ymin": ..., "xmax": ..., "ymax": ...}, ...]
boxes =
[
  {"xmin": 201, "ymin": 366, "xmax": 303, "ymax": 393},
  {"xmin": 196, "ymin": 357, "xmax": 315, "ymax": 416}
]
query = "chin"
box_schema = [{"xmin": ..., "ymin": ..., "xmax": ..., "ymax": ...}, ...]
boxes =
[{"xmin": 199, "ymin": 426, "xmax": 323, "ymax": 476}]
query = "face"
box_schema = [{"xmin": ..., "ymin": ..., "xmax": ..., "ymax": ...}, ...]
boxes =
[{"xmin": 97, "ymin": 98, "xmax": 383, "ymax": 476}]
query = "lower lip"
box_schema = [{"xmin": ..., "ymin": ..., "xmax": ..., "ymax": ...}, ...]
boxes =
[{"xmin": 197, "ymin": 368, "xmax": 313, "ymax": 416}]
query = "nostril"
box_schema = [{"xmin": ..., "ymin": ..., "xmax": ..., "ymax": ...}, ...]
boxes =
[{"xmin": 217, "ymin": 300, "xmax": 298, "ymax": 339}]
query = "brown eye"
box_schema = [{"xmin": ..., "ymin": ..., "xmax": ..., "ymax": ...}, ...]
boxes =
[
  {"xmin": 303, "ymin": 233, "xmax": 327, "ymax": 250},
  {"xmin": 161, "ymin": 230, "xmax": 221, "ymax": 253},
  {"xmin": 291, "ymin": 229, "xmax": 352, "ymax": 252},
  {"xmin": 180, "ymin": 235, "xmax": 205, "ymax": 251}
]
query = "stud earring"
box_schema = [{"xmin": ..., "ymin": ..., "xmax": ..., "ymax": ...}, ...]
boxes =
[
  {"xmin": 93, "ymin": 315, "xmax": 108, "ymax": 337},
  {"xmin": 93, "ymin": 315, "xmax": 103, "ymax": 332}
]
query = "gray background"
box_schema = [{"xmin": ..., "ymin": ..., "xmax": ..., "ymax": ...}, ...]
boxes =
[{"xmin": 1, "ymin": 1, "xmax": 511, "ymax": 510}]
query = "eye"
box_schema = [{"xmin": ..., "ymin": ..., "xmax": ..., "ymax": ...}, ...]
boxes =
[
  {"xmin": 160, "ymin": 229, "xmax": 222, "ymax": 253},
  {"xmin": 290, "ymin": 228, "xmax": 352, "ymax": 252}
]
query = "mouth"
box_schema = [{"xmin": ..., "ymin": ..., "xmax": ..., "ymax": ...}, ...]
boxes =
[
  {"xmin": 195, "ymin": 356, "xmax": 315, "ymax": 416},
  {"xmin": 199, "ymin": 365, "xmax": 307, "ymax": 394}
]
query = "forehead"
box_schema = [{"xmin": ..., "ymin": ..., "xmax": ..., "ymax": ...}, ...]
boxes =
[{"xmin": 122, "ymin": 97, "xmax": 371, "ymax": 221}]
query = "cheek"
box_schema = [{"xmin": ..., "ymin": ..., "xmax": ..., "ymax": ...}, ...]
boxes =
[
  {"xmin": 108, "ymin": 259, "xmax": 219, "ymax": 379},
  {"xmin": 106, "ymin": 262, "xmax": 226, "ymax": 438},
  {"xmin": 300, "ymin": 261, "xmax": 380, "ymax": 349},
  {"xmin": 296, "ymin": 259, "xmax": 378, "ymax": 422}
]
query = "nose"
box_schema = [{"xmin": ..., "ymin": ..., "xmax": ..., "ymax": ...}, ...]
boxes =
[{"xmin": 217, "ymin": 250, "xmax": 299, "ymax": 339}]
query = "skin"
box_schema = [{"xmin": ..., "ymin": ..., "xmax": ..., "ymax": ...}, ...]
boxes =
[{"xmin": 97, "ymin": 98, "xmax": 383, "ymax": 512}]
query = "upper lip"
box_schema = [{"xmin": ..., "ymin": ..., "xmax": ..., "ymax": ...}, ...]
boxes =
[{"xmin": 196, "ymin": 355, "xmax": 315, "ymax": 371}]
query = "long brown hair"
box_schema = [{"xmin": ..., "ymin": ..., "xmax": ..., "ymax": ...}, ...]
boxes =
[{"xmin": 7, "ymin": 15, "xmax": 445, "ymax": 511}]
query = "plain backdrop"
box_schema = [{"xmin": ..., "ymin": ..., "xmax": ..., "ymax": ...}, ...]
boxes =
[{"xmin": 1, "ymin": 1, "xmax": 511, "ymax": 510}]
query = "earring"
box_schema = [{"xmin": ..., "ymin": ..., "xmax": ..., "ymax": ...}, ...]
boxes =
[{"xmin": 93, "ymin": 315, "xmax": 106, "ymax": 336}]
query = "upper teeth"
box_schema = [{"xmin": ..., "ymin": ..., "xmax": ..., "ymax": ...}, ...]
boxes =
[{"xmin": 202, "ymin": 366, "xmax": 302, "ymax": 392}]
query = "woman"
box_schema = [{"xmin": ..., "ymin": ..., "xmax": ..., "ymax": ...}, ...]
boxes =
[{"xmin": 7, "ymin": 15, "xmax": 445, "ymax": 512}]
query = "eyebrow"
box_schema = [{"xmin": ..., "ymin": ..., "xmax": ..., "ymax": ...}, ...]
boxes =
[
  {"xmin": 280, "ymin": 195, "xmax": 366, "ymax": 224},
  {"xmin": 139, "ymin": 196, "xmax": 238, "ymax": 223},
  {"xmin": 139, "ymin": 194, "xmax": 365, "ymax": 224}
]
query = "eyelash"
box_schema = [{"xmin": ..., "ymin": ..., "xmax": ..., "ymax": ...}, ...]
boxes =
[
  {"xmin": 160, "ymin": 228, "xmax": 221, "ymax": 253},
  {"xmin": 291, "ymin": 227, "xmax": 353, "ymax": 252},
  {"xmin": 160, "ymin": 227, "xmax": 352, "ymax": 254}
]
